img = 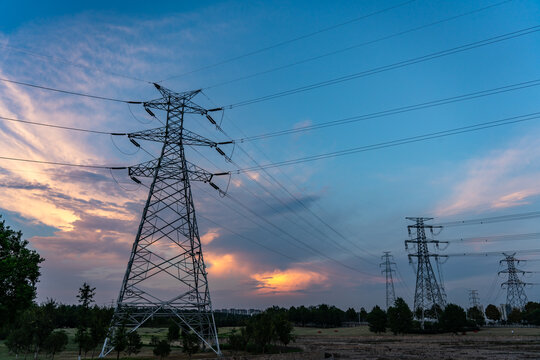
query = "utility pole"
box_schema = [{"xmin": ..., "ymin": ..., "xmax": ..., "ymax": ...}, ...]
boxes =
[
  {"xmin": 499, "ymin": 253, "xmax": 531, "ymax": 312},
  {"xmin": 100, "ymin": 84, "xmax": 230, "ymax": 357},
  {"xmin": 405, "ymin": 217, "xmax": 447, "ymax": 327},
  {"xmin": 380, "ymin": 252, "xmax": 396, "ymax": 310}
]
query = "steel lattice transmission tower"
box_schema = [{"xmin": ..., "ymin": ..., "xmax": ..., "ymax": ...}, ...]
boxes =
[
  {"xmin": 100, "ymin": 84, "xmax": 230, "ymax": 357},
  {"xmin": 405, "ymin": 217, "xmax": 447, "ymax": 325},
  {"xmin": 468, "ymin": 289, "xmax": 481, "ymax": 310},
  {"xmin": 380, "ymin": 252, "xmax": 397, "ymax": 310},
  {"xmin": 499, "ymin": 253, "xmax": 531, "ymax": 312}
]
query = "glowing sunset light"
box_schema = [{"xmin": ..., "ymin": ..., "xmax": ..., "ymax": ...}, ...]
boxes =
[{"xmin": 251, "ymin": 268, "xmax": 328, "ymax": 294}]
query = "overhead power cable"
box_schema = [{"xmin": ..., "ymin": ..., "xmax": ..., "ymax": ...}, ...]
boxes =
[
  {"xmin": 0, "ymin": 155, "xmax": 126, "ymax": 169},
  {"xmin": 157, "ymin": 0, "xmax": 416, "ymax": 83},
  {"xmin": 205, "ymin": 0, "xmax": 513, "ymax": 90},
  {"xmin": 435, "ymin": 211, "xmax": 540, "ymax": 227},
  {"xmin": 446, "ymin": 249, "xmax": 540, "ymax": 257},
  {"xmin": 440, "ymin": 232, "xmax": 540, "ymax": 244},
  {"xmin": 235, "ymin": 111, "xmax": 540, "ymax": 172},
  {"xmin": 0, "ymin": 115, "xmax": 118, "ymax": 135},
  {"xmin": 0, "ymin": 78, "xmax": 142, "ymax": 104},
  {"xmin": 226, "ymin": 25, "xmax": 540, "ymax": 108},
  {"xmin": 237, "ymin": 78, "xmax": 540, "ymax": 142},
  {"xmin": 201, "ymin": 91, "xmax": 380, "ymax": 262}
]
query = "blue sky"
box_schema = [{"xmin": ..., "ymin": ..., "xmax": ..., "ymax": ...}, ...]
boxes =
[{"xmin": 1, "ymin": 0, "xmax": 540, "ymax": 310}]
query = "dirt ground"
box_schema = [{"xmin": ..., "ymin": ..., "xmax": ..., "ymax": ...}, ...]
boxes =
[
  {"xmin": 293, "ymin": 327, "xmax": 540, "ymax": 360},
  {"xmin": 1, "ymin": 326, "xmax": 539, "ymax": 360}
]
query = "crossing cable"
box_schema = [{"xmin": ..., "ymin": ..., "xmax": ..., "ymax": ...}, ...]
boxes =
[
  {"xmin": 191, "ymin": 142, "xmax": 375, "ymax": 264},
  {"xmin": 0, "ymin": 103, "xmax": 377, "ymax": 264},
  {"xmin": 192, "ymin": 139, "xmax": 380, "ymax": 266},
  {"xmin": 225, "ymin": 25, "xmax": 540, "ymax": 108},
  {"xmin": 201, "ymin": 91, "xmax": 380, "ymax": 262},
  {"xmin": 236, "ymin": 79, "xmax": 540, "ymax": 142},
  {"xmin": 1, "ymin": 43, "xmax": 152, "ymax": 84},
  {"xmin": 157, "ymin": 0, "xmax": 416, "ymax": 83},
  {"xmin": 204, "ymin": 0, "xmax": 514, "ymax": 90},
  {"xmin": 434, "ymin": 210, "xmax": 540, "ymax": 227},
  {"xmin": 235, "ymin": 111, "xmax": 540, "ymax": 172},
  {"xmin": 439, "ymin": 232, "xmax": 540, "ymax": 244},
  {"xmin": 138, "ymin": 137, "xmax": 377, "ymax": 271},
  {"xmin": 0, "ymin": 155, "xmax": 126, "ymax": 169},
  {"xmin": 147, "ymin": 171, "xmax": 375, "ymax": 276},
  {"xmin": 0, "ymin": 78, "xmax": 143, "ymax": 104}
]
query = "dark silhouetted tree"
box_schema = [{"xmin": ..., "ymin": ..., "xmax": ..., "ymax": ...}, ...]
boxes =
[
  {"xmin": 43, "ymin": 330, "xmax": 69, "ymax": 360},
  {"xmin": 181, "ymin": 330, "xmax": 200, "ymax": 359},
  {"xmin": 111, "ymin": 326, "xmax": 127, "ymax": 360},
  {"xmin": 485, "ymin": 304, "xmax": 501, "ymax": 322},
  {"xmin": 126, "ymin": 331, "xmax": 142, "ymax": 356},
  {"xmin": 387, "ymin": 298, "xmax": 413, "ymax": 334},
  {"xmin": 0, "ymin": 216, "xmax": 44, "ymax": 329},
  {"xmin": 359, "ymin": 307, "xmax": 368, "ymax": 322},
  {"xmin": 467, "ymin": 307, "xmax": 485, "ymax": 326},
  {"xmin": 167, "ymin": 322, "xmax": 180, "ymax": 342},
  {"xmin": 367, "ymin": 306, "xmax": 387, "ymax": 333},
  {"xmin": 440, "ymin": 304, "xmax": 467, "ymax": 334},
  {"xmin": 153, "ymin": 340, "xmax": 171, "ymax": 360},
  {"xmin": 507, "ymin": 308, "xmax": 523, "ymax": 324}
]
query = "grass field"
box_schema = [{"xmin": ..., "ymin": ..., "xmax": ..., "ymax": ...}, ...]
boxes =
[{"xmin": 1, "ymin": 325, "xmax": 539, "ymax": 360}]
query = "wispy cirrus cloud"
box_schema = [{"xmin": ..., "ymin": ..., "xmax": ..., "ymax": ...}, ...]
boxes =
[{"xmin": 435, "ymin": 135, "xmax": 540, "ymax": 217}]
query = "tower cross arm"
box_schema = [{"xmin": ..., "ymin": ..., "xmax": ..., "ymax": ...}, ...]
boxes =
[
  {"xmin": 128, "ymin": 159, "xmax": 229, "ymax": 185},
  {"xmin": 127, "ymin": 128, "xmax": 232, "ymax": 147}
]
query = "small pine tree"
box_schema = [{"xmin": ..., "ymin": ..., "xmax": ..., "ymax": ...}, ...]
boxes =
[
  {"xmin": 367, "ymin": 306, "xmax": 387, "ymax": 333},
  {"xmin": 181, "ymin": 330, "xmax": 200, "ymax": 359},
  {"xmin": 153, "ymin": 340, "xmax": 171, "ymax": 360},
  {"xmin": 387, "ymin": 298, "xmax": 413, "ymax": 334},
  {"xmin": 43, "ymin": 330, "xmax": 69, "ymax": 360}
]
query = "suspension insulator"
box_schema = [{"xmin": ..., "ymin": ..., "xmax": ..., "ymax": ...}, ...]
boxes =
[
  {"xmin": 209, "ymin": 182, "xmax": 220, "ymax": 190},
  {"xmin": 129, "ymin": 138, "xmax": 141, "ymax": 147},
  {"xmin": 216, "ymin": 147, "xmax": 226, "ymax": 156},
  {"xmin": 206, "ymin": 114, "xmax": 216, "ymax": 125},
  {"xmin": 145, "ymin": 107, "xmax": 156, "ymax": 117},
  {"xmin": 130, "ymin": 176, "xmax": 142, "ymax": 184}
]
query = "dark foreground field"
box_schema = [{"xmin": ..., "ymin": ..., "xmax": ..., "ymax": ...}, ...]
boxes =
[{"xmin": 1, "ymin": 326, "xmax": 539, "ymax": 360}]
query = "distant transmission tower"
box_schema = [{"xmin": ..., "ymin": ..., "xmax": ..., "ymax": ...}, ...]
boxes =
[
  {"xmin": 405, "ymin": 217, "xmax": 447, "ymax": 325},
  {"xmin": 499, "ymin": 253, "xmax": 531, "ymax": 311},
  {"xmin": 100, "ymin": 84, "xmax": 230, "ymax": 357},
  {"xmin": 380, "ymin": 252, "xmax": 396, "ymax": 310},
  {"xmin": 468, "ymin": 289, "xmax": 481, "ymax": 311}
]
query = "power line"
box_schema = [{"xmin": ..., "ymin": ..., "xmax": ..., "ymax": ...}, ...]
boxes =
[
  {"xmin": 435, "ymin": 211, "xmax": 540, "ymax": 227},
  {"xmin": 0, "ymin": 115, "xmax": 119, "ymax": 135},
  {"xmin": 0, "ymin": 77, "xmax": 142, "ymax": 104},
  {"xmin": 157, "ymin": 0, "xmax": 416, "ymax": 83},
  {"xmin": 446, "ymin": 249, "xmax": 540, "ymax": 257},
  {"xmin": 226, "ymin": 25, "xmax": 540, "ymax": 108},
  {"xmin": 440, "ymin": 232, "xmax": 540, "ymax": 244},
  {"xmin": 237, "ymin": 79, "xmax": 540, "ymax": 142},
  {"xmin": 200, "ymin": 91, "xmax": 380, "ymax": 263},
  {"xmin": 205, "ymin": 0, "xmax": 513, "ymax": 90},
  {"xmin": 0, "ymin": 155, "xmax": 125, "ymax": 169},
  {"xmin": 235, "ymin": 111, "xmax": 540, "ymax": 172}
]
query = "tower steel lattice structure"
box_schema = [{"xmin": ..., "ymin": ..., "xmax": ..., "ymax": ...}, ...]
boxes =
[
  {"xmin": 405, "ymin": 217, "xmax": 447, "ymax": 325},
  {"xmin": 380, "ymin": 252, "xmax": 397, "ymax": 310},
  {"xmin": 100, "ymin": 84, "xmax": 229, "ymax": 357},
  {"xmin": 499, "ymin": 253, "xmax": 531, "ymax": 311},
  {"xmin": 468, "ymin": 289, "xmax": 481, "ymax": 310}
]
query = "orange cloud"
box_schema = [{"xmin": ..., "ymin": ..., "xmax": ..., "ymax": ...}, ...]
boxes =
[
  {"xmin": 251, "ymin": 268, "xmax": 328, "ymax": 295},
  {"xmin": 205, "ymin": 251, "xmax": 250, "ymax": 277},
  {"xmin": 200, "ymin": 228, "xmax": 220, "ymax": 245}
]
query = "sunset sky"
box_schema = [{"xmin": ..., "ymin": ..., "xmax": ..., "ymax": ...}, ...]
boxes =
[{"xmin": 1, "ymin": 0, "xmax": 540, "ymax": 311}]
